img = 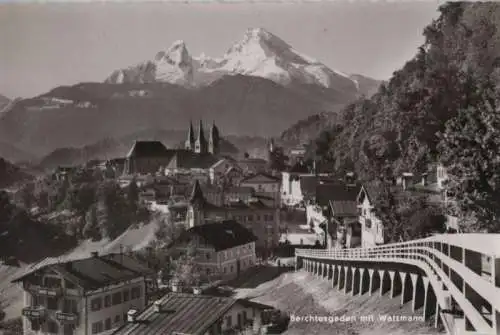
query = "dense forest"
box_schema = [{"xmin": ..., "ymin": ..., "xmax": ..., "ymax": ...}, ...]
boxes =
[{"xmin": 311, "ymin": 2, "xmax": 500, "ymax": 233}]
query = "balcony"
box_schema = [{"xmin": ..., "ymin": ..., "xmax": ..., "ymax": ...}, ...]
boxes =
[
  {"xmin": 55, "ymin": 311, "xmax": 78, "ymax": 324},
  {"xmin": 22, "ymin": 306, "xmax": 46, "ymax": 319},
  {"xmin": 34, "ymin": 286, "xmax": 62, "ymax": 297}
]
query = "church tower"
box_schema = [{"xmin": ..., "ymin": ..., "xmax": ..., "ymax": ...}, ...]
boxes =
[
  {"xmin": 186, "ymin": 180, "xmax": 205, "ymax": 228},
  {"xmin": 185, "ymin": 120, "xmax": 195, "ymax": 151},
  {"xmin": 194, "ymin": 120, "xmax": 208, "ymax": 154},
  {"xmin": 208, "ymin": 121, "xmax": 220, "ymax": 155}
]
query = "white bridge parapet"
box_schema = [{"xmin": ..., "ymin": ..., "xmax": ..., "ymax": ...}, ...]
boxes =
[{"xmin": 295, "ymin": 233, "xmax": 500, "ymax": 335}]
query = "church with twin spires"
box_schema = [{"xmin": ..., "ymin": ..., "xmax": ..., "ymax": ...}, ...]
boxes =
[
  {"xmin": 185, "ymin": 120, "xmax": 220, "ymax": 155},
  {"xmin": 124, "ymin": 120, "xmax": 222, "ymax": 175}
]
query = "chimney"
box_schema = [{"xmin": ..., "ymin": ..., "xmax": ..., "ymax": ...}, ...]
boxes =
[
  {"xmin": 127, "ymin": 309, "xmax": 138, "ymax": 323},
  {"xmin": 91, "ymin": 251, "xmax": 99, "ymax": 258},
  {"xmin": 153, "ymin": 300, "xmax": 162, "ymax": 313}
]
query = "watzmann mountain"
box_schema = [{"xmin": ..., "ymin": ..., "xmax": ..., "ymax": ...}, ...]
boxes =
[
  {"xmin": 0, "ymin": 28, "xmax": 379, "ymax": 163},
  {"xmin": 106, "ymin": 28, "xmax": 364, "ymax": 95}
]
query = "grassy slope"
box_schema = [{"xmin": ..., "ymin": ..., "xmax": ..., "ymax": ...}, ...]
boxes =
[{"xmin": 235, "ymin": 271, "xmax": 443, "ymax": 335}]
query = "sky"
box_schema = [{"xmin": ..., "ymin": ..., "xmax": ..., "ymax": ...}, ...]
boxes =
[{"xmin": 0, "ymin": 1, "xmax": 442, "ymax": 99}]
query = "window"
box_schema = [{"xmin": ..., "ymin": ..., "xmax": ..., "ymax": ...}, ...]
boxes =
[
  {"xmin": 206, "ymin": 253, "xmax": 211, "ymax": 260},
  {"xmin": 206, "ymin": 268, "xmax": 211, "ymax": 275},
  {"xmin": 248, "ymin": 214, "xmax": 253, "ymax": 221},
  {"xmin": 105, "ymin": 318, "xmax": 112, "ymax": 330},
  {"xmin": 65, "ymin": 280, "xmax": 77, "ymax": 289},
  {"xmin": 225, "ymin": 315, "xmax": 232, "ymax": 328},
  {"xmin": 63, "ymin": 324, "xmax": 74, "ymax": 335},
  {"xmin": 31, "ymin": 320, "xmax": 40, "ymax": 331},
  {"xmin": 269, "ymin": 214, "xmax": 274, "ymax": 221},
  {"xmin": 91, "ymin": 298, "xmax": 102, "ymax": 312},
  {"xmin": 104, "ymin": 295, "xmax": 111, "ymax": 308},
  {"xmin": 243, "ymin": 311, "xmax": 248, "ymax": 322},
  {"xmin": 48, "ymin": 321, "xmax": 59, "ymax": 334},
  {"xmin": 131, "ymin": 287, "xmax": 141, "ymax": 299},
  {"xmin": 112, "ymin": 292, "xmax": 122, "ymax": 305},
  {"xmin": 365, "ymin": 219, "xmax": 372, "ymax": 229},
  {"xmin": 123, "ymin": 289, "xmax": 130, "ymax": 302},
  {"xmin": 114, "ymin": 315, "xmax": 121, "ymax": 324},
  {"xmin": 256, "ymin": 215, "xmax": 260, "ymax": 221},
  {"xmin": 63, "ymin": 299, "xmax": 77, "ymax": 313},
  {"xmin": 91, "ymin": 321, "xmax": 103, "ymax": 334},
  {"xmin": 47, "ymin": 297, "xmax": 58, "ymax": 310},
  {"xmin": 230, "ymin": 265, "xmax": 234, "ymax": 273},
  {"xmin": 223, "ymin": 267, "xmax": 227, "ymax": 274}
]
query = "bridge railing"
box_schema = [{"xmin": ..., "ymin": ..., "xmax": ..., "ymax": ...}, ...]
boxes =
[{"xmin": 295, "ymin": 234, "xmax": 500, "ymax": 335}]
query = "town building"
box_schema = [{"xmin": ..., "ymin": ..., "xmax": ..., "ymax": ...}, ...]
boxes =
[
  {"xmin": 237, "ymin": 157, "xmax": 268, "ymax": 175},
  {"xmin": 169, "ymin": 220, "xmax": 257, "ymax": 280},
  {"xmin": 111, "ymin": 293, "xmax": 275, "ymax": 335},
  {"xmin": 240, "ymin": 172, "xmax": 281, "ymax": 206},
  {"xmin": 357, "ymin": 185, "xmax": 386, "ymax": 248},
  {"xmin": 12, "ymin": 252, "xmax": 155, "ymax": 335},
  {"xmin": 186, "ymin": 181, "xmax": 280, "ymax": 258}
]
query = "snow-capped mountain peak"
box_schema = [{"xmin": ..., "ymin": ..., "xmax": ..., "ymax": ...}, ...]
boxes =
[{"xmin": 106, "ymin": 28, "xmax": 359, "ymax": 93}]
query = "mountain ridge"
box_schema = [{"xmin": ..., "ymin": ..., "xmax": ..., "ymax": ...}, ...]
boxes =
[{"xmin": 106, "ymin": 28, "xmax": 363, "ymax": 95}]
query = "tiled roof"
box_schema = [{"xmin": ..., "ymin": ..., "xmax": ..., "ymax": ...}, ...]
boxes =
[
  {"xmin": 126, "ymin": 141, "xmax": 170, "ymax": 158},
  {"xmin": 240, "ymin": 172, "xmax": 280, "ymax": 183},
  {"xmin": 177, "ymin": 220, "xmax": 257, "ymax": 252},
  {"xmin": 329, "ymin": 200, "xmax": 358, "ymax": 217},
  {"xmin": 288, "ymin": 161, "xmax": 309, "ymax": 173},
  {"xmin": 12, "ymin": 253, "xmax": 153, "ymax": 290},
  {"xmin": 315, "ymin": 183, "xmax": 361, "ymax": 207},
  {"xmin": 112, "ymin": 293, "xmax": 274, "ymax": 335},
  {"xmin": 300, "ymin": 175, "xmax": 318, "ymax": 197},
  {"xmin": 166, "ymin": 151, "xmax": 218, "ymax": 170}
]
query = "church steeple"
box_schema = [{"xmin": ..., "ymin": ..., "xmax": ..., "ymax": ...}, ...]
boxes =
[
  {"xmin": 187, "ymin": 180, "xmax": 206, "ymax": 228},
  {"xmin": 185, "ymin": 120, "xmax": 195, "ymax": 151},
  {"xmin": 195, "ymin": 120, "xmax": 208, "ymax": 154},
  {"xmin": 209, "ymin": 120, "xmax": 220, "ymax": 155}
]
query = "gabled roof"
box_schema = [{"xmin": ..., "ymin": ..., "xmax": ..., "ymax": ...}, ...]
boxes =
[
  {"xmin": 178, "ymin": 220, "xmax": 257, "ymax": 252},
  {"xmin": 126, "ymin": 141, "xmax": 170, "ymax": 158},
  {"xmin": 329, "ymin": 200, "xmax": 358, "ymax": 217},
  {"xmin": 240, "ymin": 172, "xmax": 280, "ymax": 184},
  {"xmin": 112, "ymin": 293, "xmax": 274, "ymax": 335},
  {"xmin": 12, "ymin": 253, "xmax": 153, "ymax": 291},
  {"xmin": 316, "ymin": 182, "xmax": 361, "ymax": 207}
]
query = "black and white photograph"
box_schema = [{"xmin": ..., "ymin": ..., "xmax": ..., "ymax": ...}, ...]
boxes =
[{"xmin": 0, "ymin": 1, "xmax": 499, "ymax": 334}]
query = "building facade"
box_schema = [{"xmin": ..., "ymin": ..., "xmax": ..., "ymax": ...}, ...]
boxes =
[
  {"xmin": 170, "ymin": 220, "xmax": 257, "ymax": 280},
  {"xmin": 186, "ymin": 181, "xmax": 280, "ymax": 258},
  {"xmin": 357, "ymin": 186, "xmax": 385, "ymax": 248},
  {"xmin": 12, "ymin": 253, "xmax": 154, "ymax": 335},
  {"xmin": 240, "ymin": 172, "xmax": 281, "ymax": 206}
]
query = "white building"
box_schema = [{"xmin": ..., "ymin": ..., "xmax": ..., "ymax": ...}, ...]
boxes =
[
  {"xmin": 357, "ymin": 185, "xmax": 385, "ymax": 248},
  {"xmin": 12, "ymin": 252, "xmax": 155, "ymax": 335},
  {"xmin": 169, "ymin": 220, "xmax": 257, "ymax": 281}
]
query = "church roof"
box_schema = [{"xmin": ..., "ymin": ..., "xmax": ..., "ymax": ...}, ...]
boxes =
[
  {"xmin": 166, "ymin": 151, "xmax": 218, "ymax": 170},
  {"xmin": 126, "ymin": 141, "xmax": 170, "ymax": 158}
]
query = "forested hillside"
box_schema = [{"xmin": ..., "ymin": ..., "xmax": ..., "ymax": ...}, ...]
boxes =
[{"xmin": 312, "ymin": 2, "xmax": 500, "ymax": 232}]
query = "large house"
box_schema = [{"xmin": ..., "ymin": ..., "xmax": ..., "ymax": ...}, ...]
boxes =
[
  {"xmin": 357, "ymin": 185, "xmax": 386, "ymax": 248},
  {"xmin": 111, "ymin": 293, "xmax": 275, "ymax": 335},
  {"xmin": 187, "ymin": 181, "xmax": 280, "ymax": 258},
  {"xmin": 169, "ymin": 220, "xmax": 257, "ymax": 280},
  {"xmin": 123, "ymin": 121, "xmax": 222, "ymax": 176},
  {"xmin": 240, "ymin": 172, "xmax": 281, "ymax": 206},
  {"xmin": 12, "ymin": 252, "xmax": 155, "ymax": 335}
]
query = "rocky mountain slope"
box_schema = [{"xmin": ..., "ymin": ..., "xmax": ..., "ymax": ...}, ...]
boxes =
[
  {"xmin": 310, "ymin": 2, "xmax": 500, "ymax": 180},
  {"xmin": 106, "ymin": 28, "xmax": 363, "ymax": 95},
  {"xmin": 0, "ymin": 95, "xmax": 9, "ymax": 111}
]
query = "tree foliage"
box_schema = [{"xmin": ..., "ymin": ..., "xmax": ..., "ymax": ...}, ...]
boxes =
[{"xmin": 437, "ymin": 79, "xmax": 500, "ymax": 232}]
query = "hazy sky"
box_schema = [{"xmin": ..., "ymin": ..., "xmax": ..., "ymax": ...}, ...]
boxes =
[{"xmin": 0, "ymin": 1, "xmax": 442, "ymax": 99}]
